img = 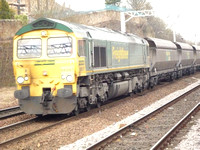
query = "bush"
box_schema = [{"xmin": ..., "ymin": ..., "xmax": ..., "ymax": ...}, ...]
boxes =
[{"xmin": 15, "ymin": 15, "xmax": 28, "ymax": 25}]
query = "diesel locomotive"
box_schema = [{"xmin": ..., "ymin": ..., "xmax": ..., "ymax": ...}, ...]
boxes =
[{"xmin": 13, "ymin": 18, "xmax": 200, "ymax": 115}]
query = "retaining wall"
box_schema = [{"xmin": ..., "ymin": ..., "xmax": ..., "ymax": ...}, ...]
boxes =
[{"xmin": 0, "ymin": 20, "xmax": 22, "ymax": 87}]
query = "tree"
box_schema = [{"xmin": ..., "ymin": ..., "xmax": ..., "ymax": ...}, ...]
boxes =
[
  {"xmin": 105, "ymin": 0, "xmax": 121, "ymax": 6},
  {"xmin": 176, "ymin": 33, "xmax": 185, "ymax": 42},
  {"xmin": 0, "ymin": 0, "xmax": 14, "ymax": 19},
  {"xmin": 141, "ymin": 16, "xmax": 185, "ymax": 42},
  {"xmin": 127, "ymin": 0, "xmax": 152, "ymax": 10},
  {"xmin": 31, "ymin": 0, "xmax": 74, "ymax": 19}
]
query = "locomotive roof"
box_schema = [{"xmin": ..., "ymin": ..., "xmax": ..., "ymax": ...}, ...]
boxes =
[
  {"xmin": 144, "ymin": 37, "xmax": 177, "ymax": 50},
  {"xmin": 16, "ymin": 18, "xmax": 146, "ymax": 45},
  {"xmin": 174, "ymin": 42, "xmax": 194, "ymax": 51}
]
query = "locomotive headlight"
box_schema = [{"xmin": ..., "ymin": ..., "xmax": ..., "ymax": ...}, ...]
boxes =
[
  {"xmin": 66, "ymin": 75, "xmax": 73, "ymax": 82},
  {"xmin": 17, "ymin": 76, "xmax": 24, "ymax": 84}
]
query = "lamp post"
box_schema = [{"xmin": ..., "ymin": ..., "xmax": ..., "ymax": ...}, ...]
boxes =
[
  {"xmin": 120, "ymin": 10, "xmax": 154, "ymax": 33},
  {"xmin": 173, "ymin": 29, "xmax": 176, "ymax": 42},
  {"xmin": 9, "ymin": 0, "xmax": 25, "ymax": 15}
]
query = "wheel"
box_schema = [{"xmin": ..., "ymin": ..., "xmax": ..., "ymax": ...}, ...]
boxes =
[
  {"xmin": 86, "ymin": 104, "xmax": 91, "ymax": 112},
  {"xmin": 73, "ymin": 106, "xmax": 79, "ymax": 116},
  {"xmin": 170, "ymin": 73, "xmax": 175, "ymax": 81},
  {"xmin": 97, "ymin": 102, "xmax": 101, "ymax": 108},
  {"xmin": 36, "ymin": 114, "xmax": 42, "ymax": 117},
  {"xmin": 74, "ymin": 109, "xmax": 80, "ymax": 116},
  {"xmin": 129, "ymin": 92, "xmax": 134, "ymax": 97}
]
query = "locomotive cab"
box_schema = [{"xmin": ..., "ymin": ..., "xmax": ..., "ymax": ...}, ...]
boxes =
[{"xmin": 13, "ymin": 18, "xmax": 83, "ymax": 115}]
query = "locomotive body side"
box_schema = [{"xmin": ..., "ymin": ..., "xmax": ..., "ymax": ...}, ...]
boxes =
[{"xmin": 69, "ymin": 24, "xmax": 150, "ymax": 111}]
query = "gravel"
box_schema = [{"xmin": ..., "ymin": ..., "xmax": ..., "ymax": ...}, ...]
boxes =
[
  {"xmin": 0, "ymin": 87, "xmax": 17, "ymax": 109},
  {"xmin": 61, "ymin": 78, "xmax": 200, "ymax": 150},
  {"xmin": 0, "ymin": 116, "xmax": 67, "ymax": 145},
  {"xmin": 0, "ymin": 86, "xmax": 35, "ymax": 129},
  {"xmin": 1, "ymin": 73, "xmax": 200, "ymax": 150},
  {"xmin": 166, "ymin": 110, "xmax": 200, "ymax": 150},
  {"xmin": 0, "ymin": 114, "xmax": 35, "ymax": 127},
  {"xmin": 174, "ymin": 117, "xmax": 200, "ymax": 150},
  {"xmin": 104, "ymin": 86, "xmax": 200, "ymax": 150}
]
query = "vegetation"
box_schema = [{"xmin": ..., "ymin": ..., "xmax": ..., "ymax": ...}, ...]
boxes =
[
  {"xmin": 14, "ymin": 15, "xmax": 28, "ymax": 25},
  {"xmin": 127, "ymin": 0, "xmax": 152, "ymax": 10},
  {"xmin": 30, "ymin": 0, "xmax": 74, "ymax": 19},
  {"xmin": 125, "ymin": 0, "xmax": 185, "ymax": 42},
  {"xmin": 0, "ymin": 0, "xmax": 14, "ymax": 19},
  {"xmin": 105, "ymin": 0, "xmax": 121, "ymax": 6}
]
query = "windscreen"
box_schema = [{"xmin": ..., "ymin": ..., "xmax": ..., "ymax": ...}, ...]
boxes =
[
  {"xmin": 47, "ymin": 37, "xmax": 72, "ymax": 57},
  {"xmin": 17, "ymin": 38, "xmax": 42, "ymax": 58}
]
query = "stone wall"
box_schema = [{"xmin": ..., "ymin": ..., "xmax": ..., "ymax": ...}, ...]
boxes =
[
  {"xmin": 0, "ymin": 19, "xmax": 22, "ymax": 41},
  {"xmin": 65, "ymin": 10, "xmax": 145, "ymax": 37},
  {"xmin": 65, "ymin": 10, "xmax": 120, "ymax": 26},
  {"xmin": 0, "ymin": 20, "xmax": 22, "ymax": 87}
]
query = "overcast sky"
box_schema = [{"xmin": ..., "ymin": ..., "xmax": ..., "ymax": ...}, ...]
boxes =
[
  {"xmin": 149, "ymin": 0, "xmax": 200, "ymax": 43},
  {"xmin": 55, "ymin": 0, "xmax": 200, "ymax": 43}
]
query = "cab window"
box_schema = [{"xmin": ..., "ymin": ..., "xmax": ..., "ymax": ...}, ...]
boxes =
[
  {"xmin": 94, "ymin": 46, "xmax": 106, "ymax": 67},
  {"xmin": 47, "ymin": 36, "xmax": 72, "ymax": 57},
  {"xmin": 17, "ymin": 38, "xmax": 41, "ymax": 58}
]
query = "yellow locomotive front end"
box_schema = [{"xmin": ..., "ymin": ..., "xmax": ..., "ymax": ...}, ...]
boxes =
[{"xmin": 13, "ymin": 18, "xmax": 85, "ymax": 115}]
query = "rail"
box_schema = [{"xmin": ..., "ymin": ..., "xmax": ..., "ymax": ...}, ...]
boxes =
[
  {"xmin": 0, "ymin": 116, "xmax": 75, "ymax": 147},
  {"xmin": 150, "ymin": 102, "xmax": 200, "ymax": 150},
  {"xmin": 0, "ymin": 106, "xmax": 24, "ymax": 119}
]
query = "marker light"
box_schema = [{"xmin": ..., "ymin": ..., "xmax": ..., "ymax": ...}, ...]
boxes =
[
  {"xmin": 43, "ymin": 71, "xmax": 48, "ymax": 76},
  {"xmin": 61, "ymin": 75, "xmax": 66, "ymax": 80},
  {"xmin": 41, "ymin": 31, "xmax": 47, "ymax": 36},
  {"xmin": 24, "ymin": 76, "xmax": 29, "ymax": 81},
  {"xmin": 17, "ymin": 76, "xmax": 24, "ymax": 84}
]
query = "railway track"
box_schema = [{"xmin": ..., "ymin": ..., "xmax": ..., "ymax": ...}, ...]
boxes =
[
  {"xmin": 86, "ymin": 84, "xmax": 200, "ymax": 150},
  {"xmin": 0, "ymin": 115, "xmax": 74, "ymax": 148},
  {"xmin": 0, "ymin": 81, "xmax": 173, "ymax": 148},
  {"xmin": 0, "ymin": 106, "xmax": 24, "ymax": 119},
  {"xmin": 1, "ymin": 76, "xmax": 198, "ymax": 149},
  {"xmin": 150, "ymin": 102, "xmax": 200, "ymax": 150}
]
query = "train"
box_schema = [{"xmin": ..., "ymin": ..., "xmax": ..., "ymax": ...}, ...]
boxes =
[{"xmin": 13, "ymin": 18, "xmax": 200, "ymax": 115}]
